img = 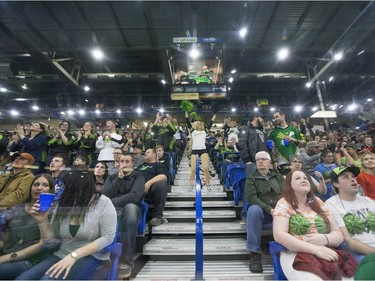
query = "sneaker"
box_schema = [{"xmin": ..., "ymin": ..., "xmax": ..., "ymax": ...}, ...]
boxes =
[
  {"xmin": 249, "ymin": 252, "xmax": 263, "ymax": 273},
  {"xmin": 150, "ymin": 217, "xmax": 168, "ymax": 226},
  {"xmin": 118, "ymin": 263, "xmax": 132, "ymax": 279},
  {"xmin": 240, "ymin": 218, "xmax": 246, "ymax": 225}
]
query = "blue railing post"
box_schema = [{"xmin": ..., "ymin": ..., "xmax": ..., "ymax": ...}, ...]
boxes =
[{"xmin": 194, "ymin": 155, "xmax": 204, "ymax": 280}]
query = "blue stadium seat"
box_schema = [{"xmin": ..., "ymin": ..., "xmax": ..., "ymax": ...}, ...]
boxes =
[
  {"xmin": 224, "ymin": 162, "xmax": 245, "ymax": 190},
  {"xmin": 269, "ymin": 241, "xmax": 287, "ymax": 280},
  {"xmin": 232, "ymin": 172, "xmax": 246, "ymax": 206},
  {"xmin": 103, "ymin": 242, "xmax": 123, "ymax": 280},
  {"xmin": 138, "ymin": 199, "xmax": 148, "ymax": 235}
]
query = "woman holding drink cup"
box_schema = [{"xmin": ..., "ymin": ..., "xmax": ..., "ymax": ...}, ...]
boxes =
[
  {"xmin": 0, "ymin": 174, "xmax": 55, "ymax": 279},
  {"xmin": 16, "ymin": 170, "xmax": 117, "ymax": 280}
]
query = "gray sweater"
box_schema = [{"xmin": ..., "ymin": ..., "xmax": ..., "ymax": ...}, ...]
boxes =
[{"xmin": 46, "ymin": 195, "xmax": 117, "ymax": 261}]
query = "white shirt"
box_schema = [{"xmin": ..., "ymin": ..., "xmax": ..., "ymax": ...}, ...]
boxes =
[{"xmin": 191, "ymin": 130, "xmax": 207, "ymax": 150}]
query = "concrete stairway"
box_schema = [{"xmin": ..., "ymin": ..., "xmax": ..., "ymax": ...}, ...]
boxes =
[{"xmin": 135, "ymin": 153, "xmax": 273, "ymax": 280}]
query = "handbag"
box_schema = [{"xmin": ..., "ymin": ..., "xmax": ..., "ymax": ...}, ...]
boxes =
[{"xmin": 293, "ymin": 249, "xmax": 358, "ymax": 280}]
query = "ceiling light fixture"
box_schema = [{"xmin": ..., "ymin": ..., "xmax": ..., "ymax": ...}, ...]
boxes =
[
  {"xmin": 21, "ymin": 84, "xmax": 28, "ymax": 90},
  {"xmin": 159, "ymin": 108, "xmax": 165, "ymax": 113},
  {"xmin": 334, "ymin": 52, "xmax": 343, "ymax": 61},
  {"xmin": 294, "ymin": 105, "xmax": 303, "ymax": 113},
  {"xmin": 305, "ymin": 82, "xmax": 312, "ymax": 88},
  {"xmin": 231, "ymin": 69, "xmax": 237, "ymax": 74},
  {"xmin": 161, "ymin": 79, "xmax": 166, "ymax": 85},
  {"xmin": 228, "ymin": 77, "xmax": 234, "ymax": 83},
  {"xmin": 15, "ymin": 98, "xmax": 27, "ymax": 101},
  {"xmin": 84, "ymin": 86, "xmax": 90, "ymax": 92},
  {"xmin": 239, "ymin": 28, "xmax": 247, "ymax": 38},
  {"xmin": 254, "ymin": 107, "xmax": 259, "ymax": 112},
  {"xmin": 95, "ymin": 109, "xmax": 100, "ymax": 114},
  {"xmin": 0, "ymin": 87, "xmax": 8, "ymax": 93},
  {"xmin": 61, "ymin": 111, "xmax": 66, "ymax": 115},
  {"xmin": 357, "ymin": 50, "xmax": 365, "ymax": 55},
  {"xmin": 329, "ymin": 76, "xmax": 334, "ymax": 82},
  {"xmin": 270, "ymin": 107, "xmax": 275, "ymax": 112},
  {"xmin": 347, "ymin": 103, "xmax": 358, "ymax": 111},
  {"xmin": 10, "ymin": 109, "xmax": 19, "ymax": 116},
  {"xmin": 231, "ymin": 107, "xmax": 236, "ymax": 112},
  {"xmin": 67, "ymin": 110, "xmax": 74, "ymax": 116},
  {"xmin": 277, "ymin": 48, "xmax": 289, "ymax": 60},
  {"xmin": 189, "ymin": 48, "xmax": 200, "ymax": 59},
  {"xmin": 91, "ymin": 48, "xmax": 104, "ymax": 61},
  {"xmin": 78, "ymin": 109, "xmax": 85, "ymax": 115},
  {"xmin": 116, "ymin": 109, "xmax": 121, "ymax": 114},
  {"xmin": 367, "ymin": 98, "xmax": 373, "ymax": 102},
  {"xmin": 312, "ymin": 106, "xmax": 318, "ymax": 111},
  {"xmin": 32, "ymin": 105, "xmax": 39, "ymax": 111},
  {"xmin": 136, "ymin": 107, "xmax": 143, "ymax": 114}
]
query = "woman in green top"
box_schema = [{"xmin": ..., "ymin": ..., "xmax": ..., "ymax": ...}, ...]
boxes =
[{"xmin": 0, "ymin": 174, "xmax": 54, "ymax": 279}]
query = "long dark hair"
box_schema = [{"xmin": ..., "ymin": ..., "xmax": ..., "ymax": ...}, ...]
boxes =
[
  {"xmin": 282, "ymin": 170, "xmax": 330, "ymax": 228},
  {"xmin": 57, "ymin": 170, "xmax": 100, "ymax": 224},
  {"xmin": 27, "ymin": 174, "xmax": 54, "ymax": 203},
  {"xmin": 94, "ymin": 161, "xmax": 109, "ymax": 181}
]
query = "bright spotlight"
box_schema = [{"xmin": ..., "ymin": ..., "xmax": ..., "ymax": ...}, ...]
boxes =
[
  {"xmin": 91, "ymin": 48, "xmax": 104, "ymax": 61},
  {"xmin": 159, "ymin": 108, "xmax": 165, "ymax": 113},
  {"xmin": 10, "ymin": 109, "xmax": 19, "ymax": 116},
  {"xmin": 329, "ymin": 77, "xmax": 334, "ymax": 82},
  {"xmin": 0, "ymin": 87, "xmax": 8, "ymax": 93},
  {"xmin": 116, "ymin": 109, "xmax": 121, "ymax": 114},
  {"xmin": 231, "ymin": 107, "xmax": 236, "ymax": 112},
  {"xmin": 32, "ymin": 105, "xmax": 39, "ymax": 111},
  {"xmin": 84, "ymin": 86, "xmax": 90, "ymax": 92},
  {"xmin": 270, "ymin": 107, "xmax": 275, "ymax": 112},
  {"xmin": 277, "ymin": 48, "xmax": 289, "ymax": 60},
  {"xmin": 61, "ymin": 111, "xmax": 66, "ymax": 115},
  {"xmin": 367, "ymin": 98, "xmax": 373, "ymax": 102},
  {"xmin": 254, "ymin": 107, "xmax": 259, "ymax": 112},
  {"xmin": 231, "ymin": 69, "xmax": 237, "ymax": 74},
  {"xmin": 306, "ymin": 82, "xmax": 312, "ymax": 88},
  {"xmin": 239, "ymin": 28, "xmax": 247, "ymax": 38},
  {"xmin": 95, "ymin": 109, "xmax": 100, "ymax": 114},
  {"xmin": 67, "ymin": 110, "xmax": 74, "ymax": 116},
  {"xmin": 21, "ymin": 84, "xmax": 28, "ymax": 90},
  {"xmin": 161, "ymin": 80, "xmax": 166, "ymax": 85},
  {"xmin": 189, "ymin": 48, "xmax": 200, "ymax": 59},
  {"xmin": 136, "ymin": 107, "xmax": 143, "ymax": 114},
  {"xmin": 348, "ymin": 103, "xmax": 358, "ymax": 111},
  {"xmin": 228, "ymin": 77, "xmax": 234, "ymax": 83},
  {"xmin": 334, "ymin": 52, "xmax": 343, "ymax": 61},
  {"xmin": 312, "ymin": 106, "xmax": 318, "ymax": 111},
  {"xmin": 78, "ymin": 109, "xmax": 85, "ymax": 115},
  {"xmin": 294, "ymin": 105, "xmax": 303, "ymax": 113}
]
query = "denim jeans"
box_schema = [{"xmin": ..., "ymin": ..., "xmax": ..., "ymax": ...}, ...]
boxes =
[
  {"xmin": 15, "ymin": 255, "xmax": 107, "ymax": 280},
  {"xmin": 246, "ymin": 204, "xmax": 273, "ymax": 253},
  {"xmin": 117, "ymin": 203, "xmax": 141, "ymax": 267},
  {"xmin": 0, "ymin": 259, "xmax": 33, "ymax": 280},
  {"xmin": 145, "ymin": 181, "xmax": 167, "ymax": 218},
  {"xmin": 240, "ymin": 163, "xmax": 257, "ymax": 218}
]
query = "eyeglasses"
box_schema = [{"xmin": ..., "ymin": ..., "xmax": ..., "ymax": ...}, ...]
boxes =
[{"xmin": 256, "ymin": 158, "xmax": 270, "ymax": 162}]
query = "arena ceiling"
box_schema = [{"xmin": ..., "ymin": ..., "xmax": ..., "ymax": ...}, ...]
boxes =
[{"xmin": 0, "ymin": 1, "xmax": 375, "ymax": 121}]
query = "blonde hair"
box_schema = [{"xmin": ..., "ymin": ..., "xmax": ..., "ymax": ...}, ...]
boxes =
[
  {"xmin": 360, "ymin": 150, "xmax": 375, "ymax": 172},
  {"xmin": 192, "ymin": 121, "xmax": 204, "ymax": 130}
]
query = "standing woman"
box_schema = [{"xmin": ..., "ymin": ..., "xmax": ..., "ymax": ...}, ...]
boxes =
[
  {"xmin": 0, "ymin": 174, "xmax": 54, "ymax": 279},
  {"xmin": 94, "ymin": 162, "xmax": 109, "ymax": 192},
  {"xmin": 73, "ymin": 121, "xmax": 97, "ymax": 167},
  {"xmin": 11, "ymin": 122, "xmax": 47, "ymax": 174},
  {"xmin": 357, "ymin": 151, "xmax": 375, "ymax": 200},
  {"xmin": 16, "ymin": 171, "xmax": 117, "ymax": 280},
  {"xmin": 185, "ymin": 111, "xmax": 216, "ymax": 190},
  {"xmin": 314, "ymin": 150, "xmax": 337, "ymax": 200}
]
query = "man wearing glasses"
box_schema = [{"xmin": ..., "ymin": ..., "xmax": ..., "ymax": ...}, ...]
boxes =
[
  {"xmin": 107, "ymin": 148, "xmax": 122, "ymax": 175},
  {"xmin": 245, "ymin": 151, "xmax": 285, "ymax": 273}
]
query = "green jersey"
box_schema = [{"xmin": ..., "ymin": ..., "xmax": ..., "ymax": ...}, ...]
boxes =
[{"xmin": 269, "ymin": 126, "xmax": 303, "ymax": 164}]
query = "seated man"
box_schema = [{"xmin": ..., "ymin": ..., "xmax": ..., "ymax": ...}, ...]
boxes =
[
  {"xmin": 326, "ymin": 166, "xmax": 375, "ymax": 260},
  {"xmin": 0, "ymin": 152, "xmax": 35, "ymax": 210},
  {"xmin": 102, "ymin": 153, "xmax": 145, "ymax": 279},
  {"xmin": 132, "ymin": 144, "xmax": 144, "ymax": 169},
  {"xmin": 137, "ymin": 148, "xmax": 168, "ymax": 226},
  {"xmin": 245, "ymin": 151, "xmax": 285, "ymax": 273},
  {"xmin": 48, "ymin": 154, "xmax": 68, "ymax": 202}
]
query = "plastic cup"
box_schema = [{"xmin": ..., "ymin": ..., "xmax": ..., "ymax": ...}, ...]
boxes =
[
  {"xmin": 283, "ymin": 139, "xmax": 289, "ymax": 146},
  {"xmin": 267, "ymin": 140, "xmax": 273, "ymax": 150},
  {"xmin": 39, "ymin": 193, "xmax": 55, "ymax": 212}
]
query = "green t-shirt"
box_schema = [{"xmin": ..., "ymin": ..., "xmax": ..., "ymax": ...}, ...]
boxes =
[
  {"xmin": 269, "ymin": 126, "xmax": 303, "ymax": 164},
  {"xmin": 339, "ymin": 157, "xmax": 362, "ymax": 168}
]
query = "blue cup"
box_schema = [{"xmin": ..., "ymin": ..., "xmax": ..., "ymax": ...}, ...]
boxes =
[
  {"xmin": 267, "ymin": 140, "xmax": 273, "ymax": 150},
  {"xmin": 283, "ymin": 139, "xmax": 289, "ymax": 146},
  {"xmin": 39, "ymin": 193, "xmax": 54, "ymax": 212}
]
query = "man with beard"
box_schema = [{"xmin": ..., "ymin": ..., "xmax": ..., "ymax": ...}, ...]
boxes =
[
  {"xmin": 237, "ymin": 111, "xmax": 275, "ymax": 223},
  {"xmin": 269, "ymin": 110, "xmax": 304, "ymax": 174}
]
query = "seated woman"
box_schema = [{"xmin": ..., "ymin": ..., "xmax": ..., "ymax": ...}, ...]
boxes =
[
  {"xmin": 356, "ymin": 151, "xmax": 375, "ymax": 200},
  {"xmin": 16, "ymin": 170, "xmax": 117, "ymax": 280},
  {"xmin": 273, "ymin": 170, "xmax": 344, "ymax": 280},
  {"xmin": 289, "ymin": 154, "xmax": 327, "ymax": 199},
  {"xmin": 0, "ymin": 174, "xmax": 55, "ymax": 280},
  {"xmin": 94, "ymin": 161, "xmax": 109, "ymax": 192},
  {"xmin": 314, "ymin": 150, "xmax": 337, "ymax": 201}
]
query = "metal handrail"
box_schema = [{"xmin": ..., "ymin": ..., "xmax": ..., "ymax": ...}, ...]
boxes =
[{"xmin": 194, "ymin": 155, "xmax": 204, "ymax": 280}]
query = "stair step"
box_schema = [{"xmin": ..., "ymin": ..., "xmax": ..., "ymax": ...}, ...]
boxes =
[
  {"xmin": 168, "ymin": 192, "xmax": 227, "ymax": 198},
  {"xmin": 171, "ymin": 185, "xmax": 223, "ymax": 193},
  {"xmin": 143, "ymin": 238, "xmax": 247, "ymax": 255},
  {"xmin": 135, "ymin": 259, "xmax": 273, "ymax": 280},
  {"xmin": 165, "ymin": 200, "xmax": 238, "ymax": 208},
  {"xmin": 152, "ymin": 222, "xmax": 246, "ymax": 234},
  {"xmin": 174, "ymin": 179, "xmax": 221, "ymax": 185},
  {"xmin": 163, "ymin": 209, "xmax": 236, "ymax": 219}
]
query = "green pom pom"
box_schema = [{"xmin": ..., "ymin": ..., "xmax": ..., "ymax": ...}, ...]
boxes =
[
  {"xmin": 343, "ymin": 213, "xmax": 366, "ymax": 235},
  {"xmin": 314, "ymin": 215, "xmax": 328, "ymax": 234},
  {"xmin": 180, "ymin": 101, "xmax": 194, "ymax": 113},
  {"xmin": 289, "ymin": 214, "xmax": 311, "ymax": 235},
  {"xmin": 190, "ymin": 112, "xmax": 201, "ymax": 121},
  {"xmin": 367, "ymin": 212, "xmax": 375, "ymax": 231}
]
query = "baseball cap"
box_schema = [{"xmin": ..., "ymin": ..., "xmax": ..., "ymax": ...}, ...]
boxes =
[
  {"xmin": 307, "ymin": 141, "xmax": 320, "ymax": 148},
  {"xmin": 11, "ymin": 152, "xmax": 35, "ymax": 164},
  {"xmin": 330, "ymin": 166, "xmax": 360, "ymax": 183}
]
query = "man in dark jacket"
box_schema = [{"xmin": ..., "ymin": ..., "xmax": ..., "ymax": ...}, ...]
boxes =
[
  {"xmin": 151, "ymin": 113, "xmax": 176, "ymax": 154},
  {"xmin": 245, "ymin": 151, "xmax": 285, "ymax": 273},
  {"xmin": 103, "ymin": 153, "xmax": 145, "ymax": 279}
]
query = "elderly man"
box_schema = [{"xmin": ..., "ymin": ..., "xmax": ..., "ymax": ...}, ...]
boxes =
[
  {"xmin": 137, "ymin": 148, "xmax": 168, "ymax": 226},
  {"xmin": 0, "ymin": 152, "xmax": 35, "ymax": 209},
  {"xmin": 326, "ymin": 166, "xmax": 375, "ymax": 260},
  {"xmin": 245, "ymin": 151, "xmax": 285, "ymax": 273}
]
